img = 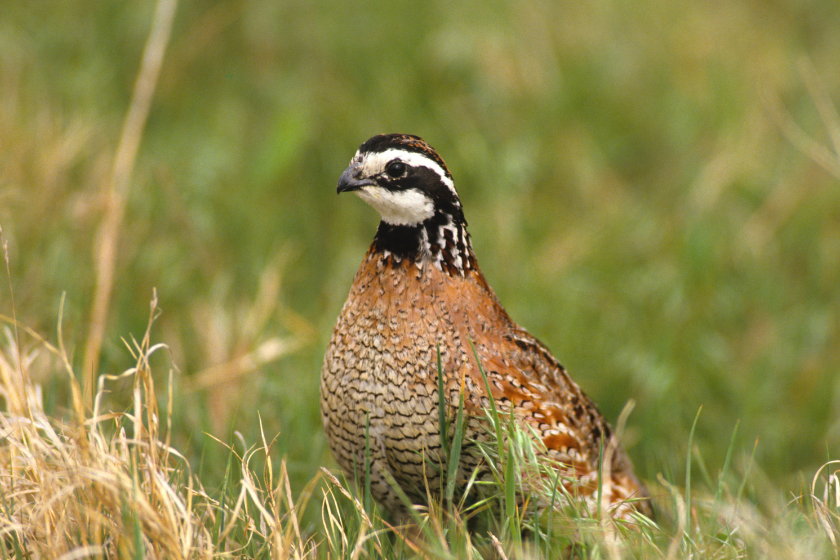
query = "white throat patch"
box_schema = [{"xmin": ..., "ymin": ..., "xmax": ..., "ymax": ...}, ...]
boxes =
[{"xmin": 354, "ymin": 186, "xmax": 434, "ymax": 226}]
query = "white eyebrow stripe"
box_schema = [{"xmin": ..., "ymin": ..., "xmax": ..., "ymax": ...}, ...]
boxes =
[{"xmin": 359, "ymin": 149, "xmax": 456, "ymax": 195}]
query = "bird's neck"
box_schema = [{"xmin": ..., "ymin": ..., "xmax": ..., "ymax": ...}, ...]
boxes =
[{"xmin": 370, "ymin": 212, "xmax": 477, "ymax": 276}]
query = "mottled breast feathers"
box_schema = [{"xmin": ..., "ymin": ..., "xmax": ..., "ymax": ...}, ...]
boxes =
[{"xmin": 321, "ymin": 133, "xmax": 651, "ymax": 521}]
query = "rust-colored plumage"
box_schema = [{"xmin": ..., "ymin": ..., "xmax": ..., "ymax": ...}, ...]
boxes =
[{"xmin": 321, "ymin": 134, "xmax": 650, "ymax": 521}]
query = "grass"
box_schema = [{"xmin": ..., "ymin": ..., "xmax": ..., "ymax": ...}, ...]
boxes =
[
  {"xmin": 1, "ymin": 0, "xmax": 840, "ymax": 557},
  {"xmin": 0, "ymin": 297, "xmax": 319, "ymax": 558},
  {"xmin": 1, "ymin": 312, "xmax": 838, "ymax": 558}
]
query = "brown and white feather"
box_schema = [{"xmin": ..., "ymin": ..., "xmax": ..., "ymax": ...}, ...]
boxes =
[{"xmin": 321, "ymin": 133, "xmax": 651, "ymax": 521}]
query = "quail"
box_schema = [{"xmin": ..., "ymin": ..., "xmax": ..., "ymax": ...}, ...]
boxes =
[{"xmin": 321, "ymin": 133, "xmax": 651, "ymax": 522}]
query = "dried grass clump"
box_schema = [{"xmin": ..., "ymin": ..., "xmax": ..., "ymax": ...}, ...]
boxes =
[{"xmin": 0, "ymin": 297, "xmax": 315, "ymax": 560}]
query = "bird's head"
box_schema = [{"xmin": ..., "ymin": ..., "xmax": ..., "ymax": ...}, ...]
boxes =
[{"xmin": 337, "ymin": 134, "xmax": 465, "ymax": 227}]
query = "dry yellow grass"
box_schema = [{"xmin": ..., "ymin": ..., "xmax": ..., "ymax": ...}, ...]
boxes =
[
  {"xmin": 0, "ymin": 292, "xmax": 318, "ymax": 559},
  {"xmin": 0, "ymin": 292, "xmax": 838, "ymax": 559}
]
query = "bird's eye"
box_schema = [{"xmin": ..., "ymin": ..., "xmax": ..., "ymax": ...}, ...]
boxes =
[{"xmin": 385, "ymin": 161, "xmax": 406, "ymax": 178}]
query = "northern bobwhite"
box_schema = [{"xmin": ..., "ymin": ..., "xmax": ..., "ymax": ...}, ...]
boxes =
[{"xmin": 321, "ymin": 133, "xmax": 650, "ymax": 522}]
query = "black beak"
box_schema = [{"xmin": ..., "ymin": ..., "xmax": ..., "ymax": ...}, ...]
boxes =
[{"xmin": 337, "ymin": 164, "xmax": 376, "ymax": 194}]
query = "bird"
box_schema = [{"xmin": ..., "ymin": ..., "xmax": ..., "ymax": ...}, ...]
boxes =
[{"xmin": 321, "ymin": 133, "xmax": 651, "ymax": 523}]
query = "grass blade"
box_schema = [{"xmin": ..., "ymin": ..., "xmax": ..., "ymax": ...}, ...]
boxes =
[
  {"xmin": 365, "ymin": 411, "xmax": 372, "ymax": 515},
  {"xmin": 710, "ymin": 420, "xmax": 739, "ymax": 531},
  {"xmin": 437, "ymin": 344, "xmax": 449, "ymax": 465},
  {"xmin": 445, "ymin": 381, "xmax": 466, "ymax": 506},
  {"xmin": 686, "ymin": 406, "xmax": 703, "ymax": 531},
  {"xmin": 470, "ymin": 339, "xmax": 504, "ymax": 465}
]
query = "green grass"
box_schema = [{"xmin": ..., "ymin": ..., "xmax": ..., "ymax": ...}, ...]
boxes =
[
  {"xmin": 1, "ymin": 0, "xmax": 840, "ymax": 557},
  {"xmin": 0, "ymin": 324, "xmax": 836, "ymax": 558}
]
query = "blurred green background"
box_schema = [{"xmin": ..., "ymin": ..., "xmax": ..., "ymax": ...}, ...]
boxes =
[{"xmin": 2, "ymin": 0, "xmax": 839, "ymax": 500}]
